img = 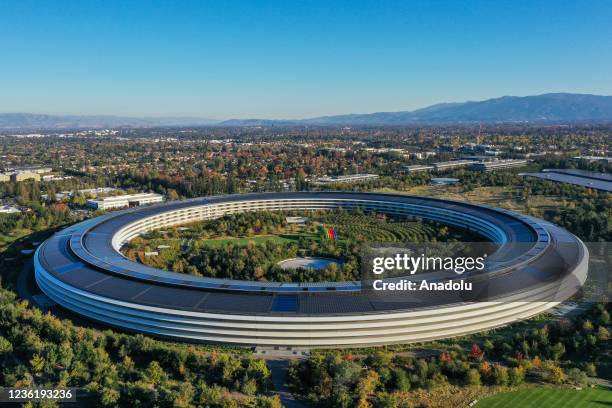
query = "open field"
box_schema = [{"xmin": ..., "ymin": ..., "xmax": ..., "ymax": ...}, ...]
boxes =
[
  {"xmin": 475, "ymin": 386, "xmax": 612, "ymax": 408},
  {"xmin": 375, "ymin": 185, "xmax": 580, "ymax": 219}
]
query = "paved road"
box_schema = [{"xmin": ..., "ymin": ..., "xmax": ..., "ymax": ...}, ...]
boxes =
[
  {"xmin": 590, "ymin": 377, "xmax": 612, "ymax": 388},
  {"xmin": 267, "ymin": 359, "xmax": 308, "ymax": 408},
  {"xmin": 16, "ymin": 258, "xmax": 35, "ymax": 304}
]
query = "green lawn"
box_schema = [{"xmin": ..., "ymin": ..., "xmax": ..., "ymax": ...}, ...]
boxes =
[
  {"xmin": 476, "ymin": 386, "xmax": 612, "ymax": 408},
  {"xmin": 0, "ymin": 231, "xmax": 27, "ymax": 252},
  {"xmin": 0, "ymin": 234, "xmax": 17, "ymax": 245},
  {"xmin": 201, "ymin": 233, "xmax": 318, "ymax": 248}
]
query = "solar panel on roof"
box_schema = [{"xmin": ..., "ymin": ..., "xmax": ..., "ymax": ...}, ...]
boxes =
[
  {"xmin": 87, "ymin": 277, "xmax": 151, "ymax": 299},
  {"xmin": 272, "ymin": 295, "xmax": 298, "ymax": 312},
  {"xmin": 55, "ymin": 262, "xmax": 84, "ymax": 274},
  {"xmin": 57, "ymin": 267, "xmax": 109, "ymax": 288},
  {"xmin": 136, "ymin": 286, "xmax": 204, "ymax": 308}
]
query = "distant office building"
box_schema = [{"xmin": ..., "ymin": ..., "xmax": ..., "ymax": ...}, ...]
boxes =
[
  {"xmin": 315, "ymin": 174, "xmax": 379, "ymax": 183},
  {"xmin": 0, "ymin": 205, "xmax": 21, "ymax": 214},
  {"xmin": 404, "ymin": 160, "xmax": 476, "ymax": 173},
  {"xmin": 363, "ymin": 148, "xmax": 407, "ymax": 154},
  {"xmin": 79, "ymin": 187, "xmax": 120, "ymax": 196},
  {"xmin": 42, "ymin": 175, "xmax": 74, "ymax": 181},
  {"xmin": 44, "ymin": 187, "xmax": 122, "ymax": 201},
  {"xmin": 431, "ymin": 177, "xmax": 460, "ymax": 186},
  {"xmin": 461, "ymin": 155, "xmax": 512, "ymax": 162},
  {"xmin": 412, "ymin": 151, "xmax": 436, "ymax": 160},
  {"xmin": 433, "ymin": 160, "xmax": 477, "ymax": 171},
  {"xmin": 572, "ymin": 156, "xmax": 612, "ymax": 164},
  {"xmin": 470, "ymin": 159, "xmax": 528, "ymax": 172},
  {"xmin": 86, "ymin": 193, "xmax": 164, "ymax": 210},
  {"xmin": 4, "ymin": 166, "xmax": 53, "ymax": 174},
  {"xmin": 459, "ymin": 144, "xmax": 501, "ymax": 156},
  {"xmin": 523, "ymin": 152, "xmax": 549, "ymax": 159},
  {"xmin": 404, "ymin": 164, "xmax": 434, "ymax": 173},
  {"xmin": 286, "ymin": 216, "xmax": 309, "ymax": 225},
  {"xmin": 1, "ymin": 168, "xmax": 51, "ymax": 182},
  {"xmin": 11, "ymin": 172, "xmax": 41, "ymax": 182}
]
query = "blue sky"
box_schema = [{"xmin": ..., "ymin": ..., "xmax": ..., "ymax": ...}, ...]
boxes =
[{"xmin": 1, "ymin": 0, "xmax": 611, "ymax": 119}]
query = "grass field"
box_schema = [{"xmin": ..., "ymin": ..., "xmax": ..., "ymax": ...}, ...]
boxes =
[{"xmin": 476, "ymin": 386, "xmax": 612, "ymax": 408}]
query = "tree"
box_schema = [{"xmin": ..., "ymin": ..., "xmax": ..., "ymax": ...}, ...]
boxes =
[
  {"xmin": 566, "ymin": 368, "xmax": 588, "ymax": 386},
  {"xmin": 99, "ymin": 387, "xmax": 120, "ymax": 407},
  {"xmin": 466, "ymin": 368, "xmax": 481, "ymax": 386},
  {"xmin": 551, "ymin": 342, "xmax": 566, "ymax": 360},
  {"xmin": 241, "ymin": 378, "xmax": 258, "ymax": 396},
  {"xmin": 30, "ymin": 354, "xmax": 46, "ymax": 373},
  {"xmin": 71, "ymin": 193, "xmax": 87, "ymax": 207},
  {"xmin": 0, "ymin": 336, "xmax": 13, "ymax": 355},
  {"xmin": 597, "ymin": 310, "xmax": 610, "ymax": 325},
  {"xmin": 357, "ymin": 370, "xmax": 380, "ymax": 401},
  {"xmin": 596, "ymin": 326, "xmax": 609, "ymax": 341},
  {"xmin": 584, "ymin": 363, "xmax": 597, "ymax": 377},
  {"xmin": 483, "ymin": 339, "xmax": 495, "ymax": 354},
  {"xmin": 146, "ymin": 361, "xmax": 166, "ymax": 385},
  {"xmin": 167, "ymin": 189, "xmax": 179, "ymax": 201},
  {"xmin": 531, "ymin": 356, "xmax": 542, "ymax": 369},
  {"xmin": 542, "ymin": 361, "xmax": 565, "ymax": 384},
  {"xmin": 256, "ymin": 395, "xmax": 283, "ymax": 408},
  {"xmin": 375, "ymin": 393, "xmax": 400, "ymax": 408},
  {"xmin": 509, "ymin": 367, "xmax": 525, "ymax": 386},
  {"xmin": 393, "ymin": 368, "xmax": 411, "ymax": 392},
  {"xmin": 492, "ymin": 364, "xmax": 509, "ymax": 386},
  {"xmin": 416, "ymin": 359, "xmax": 429, "ymax": 384},
  {"xmin": 469, "ymin": 344, "xmax": 485, "ymax": 361}
]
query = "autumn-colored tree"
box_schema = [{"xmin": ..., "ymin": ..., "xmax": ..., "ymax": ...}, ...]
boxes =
[
  {"xmin": 357, "ymin": 370, "xmax": 380, "ymax": 406},
  {"xmin": 439, "ymin": 351, "xmax": 452, "ymax": 363},
  {"xmin": 542, "ymin": 361, "xmax": 565, "ymax": 384},
  {"xmin": 478, "ymin": 361, "xmax": 491, "ymax": 377},
  {"xmin": 531, "ymin": 356, "xmax": 542, "ymax": 369},
  {"xmin": 469, "ymin": 344, "xmax": 485, "ymax": 361}
]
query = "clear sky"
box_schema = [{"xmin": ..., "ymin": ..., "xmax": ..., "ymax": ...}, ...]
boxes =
[{"xmin": 1, "ymin": 0, "xmax": 611, "ymax": 119}]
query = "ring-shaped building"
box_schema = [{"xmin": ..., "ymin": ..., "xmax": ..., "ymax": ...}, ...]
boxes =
[{"xmin": 35, "ymin": 192, "xmax": 588, "ymax": 347}]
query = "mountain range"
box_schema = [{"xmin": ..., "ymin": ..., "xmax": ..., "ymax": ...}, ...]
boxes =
[{"xmin": 2, "ymin": 93, "xmax": 612, "ymax": 129}]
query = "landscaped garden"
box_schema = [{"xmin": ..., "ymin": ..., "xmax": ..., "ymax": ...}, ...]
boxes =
[{"xmin": 122, "ymin": 209, "xmax": 479, "ymax": 282}]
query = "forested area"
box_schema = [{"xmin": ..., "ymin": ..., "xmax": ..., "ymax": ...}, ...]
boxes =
[
  {"xmin": 288, "ymin": 303, "xmax": 611, "ymax": 407},
  {"xmin": 0, "ymin": 287, "xmax": 280, "ymax": 407}
]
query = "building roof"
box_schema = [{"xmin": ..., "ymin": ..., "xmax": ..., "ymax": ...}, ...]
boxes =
[
  {"xmin": 35, "ymin": 191, "xmax": 584, "ymax": 318},
  {"xmin": 542, "ymin": 168, "xmax": 612, "ymax": 183},
  {"xmin": 524, "ymin": 170, "xmax": 612, "ymax": 192}
]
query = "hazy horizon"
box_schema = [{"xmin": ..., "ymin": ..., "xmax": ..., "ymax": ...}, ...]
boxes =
[{"xmin": 1, "ymin": 92, "xmax": 611, "ymax": 121}]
